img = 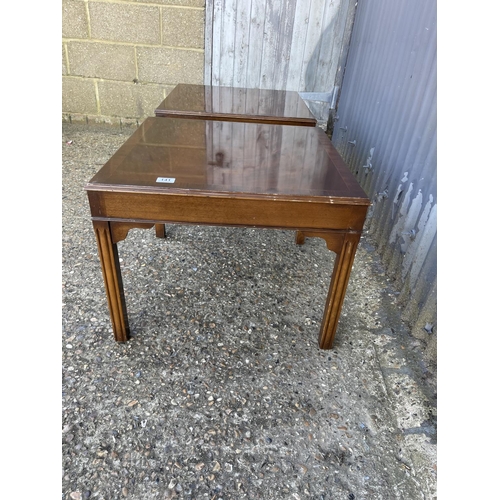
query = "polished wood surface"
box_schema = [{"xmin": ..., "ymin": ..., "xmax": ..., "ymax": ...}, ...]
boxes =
[
  {"xmin": 154, "ymin": 84, "xmax": 316, "ymax": 239},
  {"xmin": 87, "ymin": 118, "xmax": 365, "ymax": 201},
  {"xmin": 86, "ymin": 117, "xmax": 370, "ymax": 349},
  {"xmin": 154, "ymin": 84, "xmax": 317, "ymax": 127}
]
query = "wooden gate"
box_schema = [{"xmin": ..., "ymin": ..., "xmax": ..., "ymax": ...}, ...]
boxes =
[{"xmin": 204, "ymin": 0, "xmax": 357, "ymax": 125}]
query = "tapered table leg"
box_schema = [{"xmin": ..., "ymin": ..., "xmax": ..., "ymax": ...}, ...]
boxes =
[
  {"xmin": 92, "ymin": 220, "xmax": 130, "ymax": 342},
  {"xmin": 318, "ymin": 233, "xmax": 361, "ymax": 349}
]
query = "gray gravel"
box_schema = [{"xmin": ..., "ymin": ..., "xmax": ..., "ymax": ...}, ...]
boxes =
[{"xmin": 62, "ymin": 122, "xmax": 437, "ymax": 500}]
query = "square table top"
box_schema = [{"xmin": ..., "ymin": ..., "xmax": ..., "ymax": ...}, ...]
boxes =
[
  {"xmin": 154, "ymin": 84, "xmax": 317, "ymax": 127},
  {"xmin": 86, "ymin": 117, "xmax": 369, "ymax": 206}
]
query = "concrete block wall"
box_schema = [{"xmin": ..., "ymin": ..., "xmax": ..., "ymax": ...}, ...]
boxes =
[{"xmin": 62, "ymin": 0, "xmax": 205, "ymax": 126}]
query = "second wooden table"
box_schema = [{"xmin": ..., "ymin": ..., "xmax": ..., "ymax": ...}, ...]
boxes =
[{"xmin": 154, "ymin": 84, "xmax": 317, "ymax": 127}]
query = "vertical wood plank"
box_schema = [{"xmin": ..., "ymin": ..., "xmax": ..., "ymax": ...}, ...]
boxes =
[
  {"xmin": 219, "ymin": 0, "xmax": 237, "ymax": 87},
  {"xmin": 204, "ymin": 0, "xmax": 214, "ymax": 85},
  {"xmin": 311, "ymin": 0, "xmax": 342, "ymax": 91},
  {"xmin": 272, "ymin": 0, "xmax": 297, "ymax": 91},
  {"xmin": 258, "ymin": 0, "xmax": 276, "ymax": 89},
  {"xmin": 233, "ymin": 0, "xmax": 252, "ymax": 89},
  {"xmin": 299, "ymin": 0, "xmax": 328, "ymax": 91},
  {"xmin": 286, "ymin": 0, "xmax": 313, "ymax": 90},
  {"xmin": 211, "ymin": 0, "xmax": 224, "ymax": 85},
  {"xmin": 246, "ymin": 0, "xmax": 267, "ymax": 88}
]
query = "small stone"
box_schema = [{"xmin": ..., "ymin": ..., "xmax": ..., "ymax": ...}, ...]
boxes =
[
  {"xmin": 122, "ymin": 487, "xmax": 128, "ymax": 496},
  {"xmin": 212, "ymin": 461, "xmax": 221, "ymax": 472},
  {"xmin": 298, "ymin": 464, "xmax": 308, "ymax": 474},
  {"xmin": 70, "ymin": 493, "xmax": 81, "ymax": 500},
  {"xmin": 195, "ymin": 462, "xmax": 205, "ymax": 471}
]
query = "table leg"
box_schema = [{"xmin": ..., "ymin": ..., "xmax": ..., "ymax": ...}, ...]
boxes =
[
  {"xmin": 92, "ymin": 220, "xmax": 130, "ymax": 342},
  {"xmin": 155, "ymin": 224, "xmax": 166, "ymax": 238},
  {"xmin": 295, "ymin": 230, "xmax": 305, "ymax": 245},
  {"xmin": 318, "ymin": 233, "xmax": 361, "ymax": 349}
]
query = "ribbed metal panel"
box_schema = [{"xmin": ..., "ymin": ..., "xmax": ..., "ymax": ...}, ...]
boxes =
[{"xmin": 332, "ymin": 0, "xmax": 437, "ymax": 344}]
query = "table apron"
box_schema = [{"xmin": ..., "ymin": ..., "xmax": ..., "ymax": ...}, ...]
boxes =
[{"xmin": 87, "ymin": 191, "xmax": 368, "ymax": 232}]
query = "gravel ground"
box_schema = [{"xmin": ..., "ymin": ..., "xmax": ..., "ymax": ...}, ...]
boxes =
[{"xmin": 62, "ymin": 122, "xmax": 437, "ymax": 500}]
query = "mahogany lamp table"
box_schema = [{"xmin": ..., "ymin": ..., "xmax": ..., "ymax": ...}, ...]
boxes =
[
  {"xmin": 154, "ymin": 84, "xmax": 317, "ymax": 127},
  {"xmin": 85, "ymin": 117, "xmax": 370, "ymax": 349}
]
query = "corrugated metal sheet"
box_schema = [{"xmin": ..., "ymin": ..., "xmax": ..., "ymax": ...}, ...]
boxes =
[
  {"xmin": 332, "ymin": 0, "xmax": 437, "ymax": 345},
  {"xmin": 204, "ymin": 0, "xmax": 357, "ymax": 124}
]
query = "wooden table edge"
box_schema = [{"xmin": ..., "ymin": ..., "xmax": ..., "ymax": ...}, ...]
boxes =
[{"xmin": 153, "ymin": 109, "xmax": 317, "ymax": 127}]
